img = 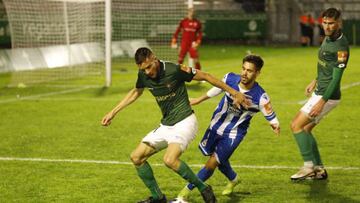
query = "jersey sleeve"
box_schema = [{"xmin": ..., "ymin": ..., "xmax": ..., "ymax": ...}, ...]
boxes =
[
  {"xmin": 206, "ymin": 73, "xmax": 229, "ymax": 97},
  {"xmin": 335, "ymin": 45, "xmax": 349, "ymax": 69},
  {"xmin": 135, "ymin": 71, "xmax": 146, "ymax": 88},
  {"xmin": 206, "ymin": 87, "xmax": 223, "ymax": 97},
  {"xmin": 322, "ymin": 44, "xmax": 349, "ymax": 100},
  {"xmin": 259, "ymin": 93, "xmax": 279, "ymax": 125},
  {"xmin": 177, "ymin": 64, "xmax": 196, "ymax": 82}
]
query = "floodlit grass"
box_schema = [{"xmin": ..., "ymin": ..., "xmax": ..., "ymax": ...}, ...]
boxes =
[{"xmin": 0, "ymin": 45, "xmax": 360, "ymax": 202}]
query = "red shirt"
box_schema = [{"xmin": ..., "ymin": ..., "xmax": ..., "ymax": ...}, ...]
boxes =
[{"xmin": 173, "ymin": 18, "xmax": 202, "ymax": 46}]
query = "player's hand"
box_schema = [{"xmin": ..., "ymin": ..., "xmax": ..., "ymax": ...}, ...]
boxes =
[
  {"xmin": 189, "ymin": 98, "xmax": 200, "ymax": 106},
  {"xmin": 232, "ymin": 92, "xmax": 251, "ymax": 109},
  {"xmin": 192, "ymin": 41, "xmax": 199, "ymax": 49},
  {"xmin": 270, "ymin": 124, "xmax": 280, "ymax": 136},
  {"xmin": 305, "ymin": 80, "xmax": 316, "ymax": 97},
  {"xmin": 171, "ymin": 38, "xmax": 177, "ymax": 49},
  {"xmin": 101, "ymin": 112, "xmax": 115, "ymax": 126},
  {"xmin": 309, "ymin": 98, "xmax": 325, "ymax": 117}
]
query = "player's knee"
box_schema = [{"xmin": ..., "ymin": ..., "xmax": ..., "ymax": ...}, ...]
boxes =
[
  {"xmin": 303, "ymin": 125, "xmax": 314, "ymax": 133},
  {"xmin": 290, "ymin": 121, "xmax": 302, "ymax": 133},
  {"xmin": 130, "ymin": 152, "xmax": 143, "ymax": 166},
  {"xmin": 204, "ymin": 156, "xmax": 219, "ymax": 170},
  {"xmin": 163, "ymin": 156, "xmax": 177, "ymax": 170}
]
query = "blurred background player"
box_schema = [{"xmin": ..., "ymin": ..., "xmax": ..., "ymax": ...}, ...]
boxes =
[
  {"xmin": 290, "ymin": 8, "xmax": 350, "ymax": 181},
  {"xmin": 175, "ymin": 55, "xmax": 280, "ymax": 201},
  {"xmin": 299, "ymin": 13, "xmax": 315, "ymax": 46},
  {"xmin": 317, "ymin": 14, "xmax": 325, "ymax": 44},
  {"xmin": 171, "ymin": 8, "xmax": 202, "ymax": 70}
]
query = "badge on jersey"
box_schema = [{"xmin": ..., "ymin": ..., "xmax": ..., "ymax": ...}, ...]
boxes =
[
  {"xmin": 181, "ymin": 64, "xmax": 197, "ymax": 75},
  {"xmin": 337, "ymin": 51, "xmax": 348, "ymax": 62},
  {"xmin": 337, "ymin": 51, "xmax": 348, "ymax": 68}
]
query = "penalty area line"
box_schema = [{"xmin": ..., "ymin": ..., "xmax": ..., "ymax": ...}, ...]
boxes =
[{"xmin": 0, "ymin": 157, "xmax": 359, "ymax": 171}]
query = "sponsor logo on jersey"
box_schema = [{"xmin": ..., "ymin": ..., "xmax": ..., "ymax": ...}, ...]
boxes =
[
  {"xmin": 337, "ymin": 51, "xmax": 348, "ymax": 63},
  {"xmin": 338, "ymin": 63, "xmax": 346, "ymax": 68},
  {"xmin": 227, "ymin": 104, "xmax": 242, "ymax": 116},
  {"xmin": 155, "ymin": 92, "xmax": 176, "ymax": 102}
]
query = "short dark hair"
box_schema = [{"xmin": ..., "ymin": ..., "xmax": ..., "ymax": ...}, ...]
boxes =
[
  {"xmin": 135, "ymin": 47, "xmax": 153, "ymax": 65},
  {"xmin": 322, "ymin": 8, "xmax": 341, "ymax": 20},
  {"xmin": 243, "ymin": 55, "xmax": 264, "ymax": 71}
]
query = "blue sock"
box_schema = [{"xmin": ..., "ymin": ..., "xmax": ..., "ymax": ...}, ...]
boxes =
[
  {"xmin": 218, "ymin": 160, "xmax": 237, "ymax": 181},
  {"xmin": 187, "ymin": 167, "xmax": 214, "ymax": 190}
]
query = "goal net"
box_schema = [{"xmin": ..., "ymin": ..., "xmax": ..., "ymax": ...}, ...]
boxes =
[
  {"xmin": 2, "ymin": 0, "xmax": 187, "ymax": 87},
  {"xmin": 3, "ymin": 0, "xmax": 106, "ymax": 87}
]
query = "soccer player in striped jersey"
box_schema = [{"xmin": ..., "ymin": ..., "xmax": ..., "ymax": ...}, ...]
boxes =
[
  {"xmin": 290, "ymin": 8, "xmax": 350, "ymax": 181},
  {"xmin": 176, "ymin": 55, "xmax": 280, "ymax": 200}
]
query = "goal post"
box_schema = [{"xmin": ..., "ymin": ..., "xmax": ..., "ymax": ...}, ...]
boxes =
[{"xmin": 105, "ymin": 0, "xmax": 111, "ymax": 87}]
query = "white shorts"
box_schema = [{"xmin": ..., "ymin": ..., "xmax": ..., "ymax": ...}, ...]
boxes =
[
  {"xmin": 300, "ymin": 94, "xmax": 340, "ymax": 124},
  {"xmin": 142, "ymin": 113, "xmax": 198, "ymax": 152}
]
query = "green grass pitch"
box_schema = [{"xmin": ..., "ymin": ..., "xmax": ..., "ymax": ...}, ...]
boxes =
[{"xmin": 0, "ymin": 45, "xmax": 360, "ymax": 202}]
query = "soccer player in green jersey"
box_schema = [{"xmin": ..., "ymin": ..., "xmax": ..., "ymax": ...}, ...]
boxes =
[
  {"xmin": 290, "ymin": 8, "xmax": 350, "ymax": 181},
  {"xmin": 101, "ymin": 47, "xmax": 249, "ymax": 203}
]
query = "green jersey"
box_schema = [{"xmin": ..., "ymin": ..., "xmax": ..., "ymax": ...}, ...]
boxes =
[
  {"xmin": 136, "ymin": 61, "xmax": 195, "ymax": 126},
  {"xmin": 316, "ymin": 33, "xmax": 349, "ymax": 100}
]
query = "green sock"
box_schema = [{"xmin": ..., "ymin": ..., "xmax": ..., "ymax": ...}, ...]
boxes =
[
  {"xmin": 136, "ymin": 162, "xmax": 163, "ymax": 199},
  {"xmin": 176, "ymin": 160, "xmax": 207, "ymax": 192},
  {"xmin": 293, "ymin": 130, "xmax": 314, "ymax": 162},
  {"xmin": 309, "ymin": 132, "xmax": 323, "ymax": 166}
]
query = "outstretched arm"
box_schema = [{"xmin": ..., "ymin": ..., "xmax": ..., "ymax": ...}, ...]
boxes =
[
  {"xmin": 190, "ymin": 86, "xmax": 222, "ymax": 105},
  {"xmin": 101, "ymin": 88, "xmax": 144, "ymax": 126},
  {"xmin": 192, "ymin": 69, "xmax": 250, "ymax": 108},
  {"xmin": 190, "ymin": 94, "xmax": 209, "ymax": 106}
]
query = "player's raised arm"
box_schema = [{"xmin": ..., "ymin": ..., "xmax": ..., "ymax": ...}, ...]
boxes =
[
  {"xmin": 101, "ymin": 88, "xmax": 144, "ymax": 126},
  {"xmin": 191, "ymin": 69, "xmax": 250, "ymax": 109}
]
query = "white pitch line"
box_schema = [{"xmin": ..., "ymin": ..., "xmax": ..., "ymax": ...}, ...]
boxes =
[
  {"xmin": 0, "ymin": 86, "xmax": 93, "ymax": 104},
  {"xmin": 0, "ymin": 157, "xmax": 359, "ymax": 171},
  {"xmin": 297, "ymin": 81, "xmax": 360, "ymax": 104}
]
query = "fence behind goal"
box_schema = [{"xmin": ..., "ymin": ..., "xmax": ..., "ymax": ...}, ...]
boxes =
[{"xmin": 1, "ymin": 0, "xmax": 186, "ymax": 87}]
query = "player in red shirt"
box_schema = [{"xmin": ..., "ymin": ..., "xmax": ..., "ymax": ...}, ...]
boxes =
[{"xmin": 171, "ymin": 8, "xmax": 202, "ymax": 70}]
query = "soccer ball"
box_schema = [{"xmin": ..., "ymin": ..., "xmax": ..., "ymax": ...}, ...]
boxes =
[{"xmin": 169, "ymin": 197, "xmax": 189, "ymax": 203}]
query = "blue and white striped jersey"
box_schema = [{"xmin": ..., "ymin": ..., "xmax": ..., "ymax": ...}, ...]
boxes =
[{"xmin": 206, "ymin": 72, "xmax": 278, "ymax": 139}]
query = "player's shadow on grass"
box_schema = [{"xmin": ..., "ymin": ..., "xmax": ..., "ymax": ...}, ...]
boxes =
[
  {"xmin": 298, "ymin": 180, "xmax": 360, "ymax": 203},
  {"xmin": 222, "ymin": 191, "xmax": 251, "ymax": 203},
  {"xmin": 95, "ymin": 86, "xmax": 108, "ymax": 97}
]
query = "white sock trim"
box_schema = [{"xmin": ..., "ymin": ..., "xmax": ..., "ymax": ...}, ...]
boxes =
[{"xmin": 304, "ymin": 161, "xmax": 314, "ymax": 168}]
